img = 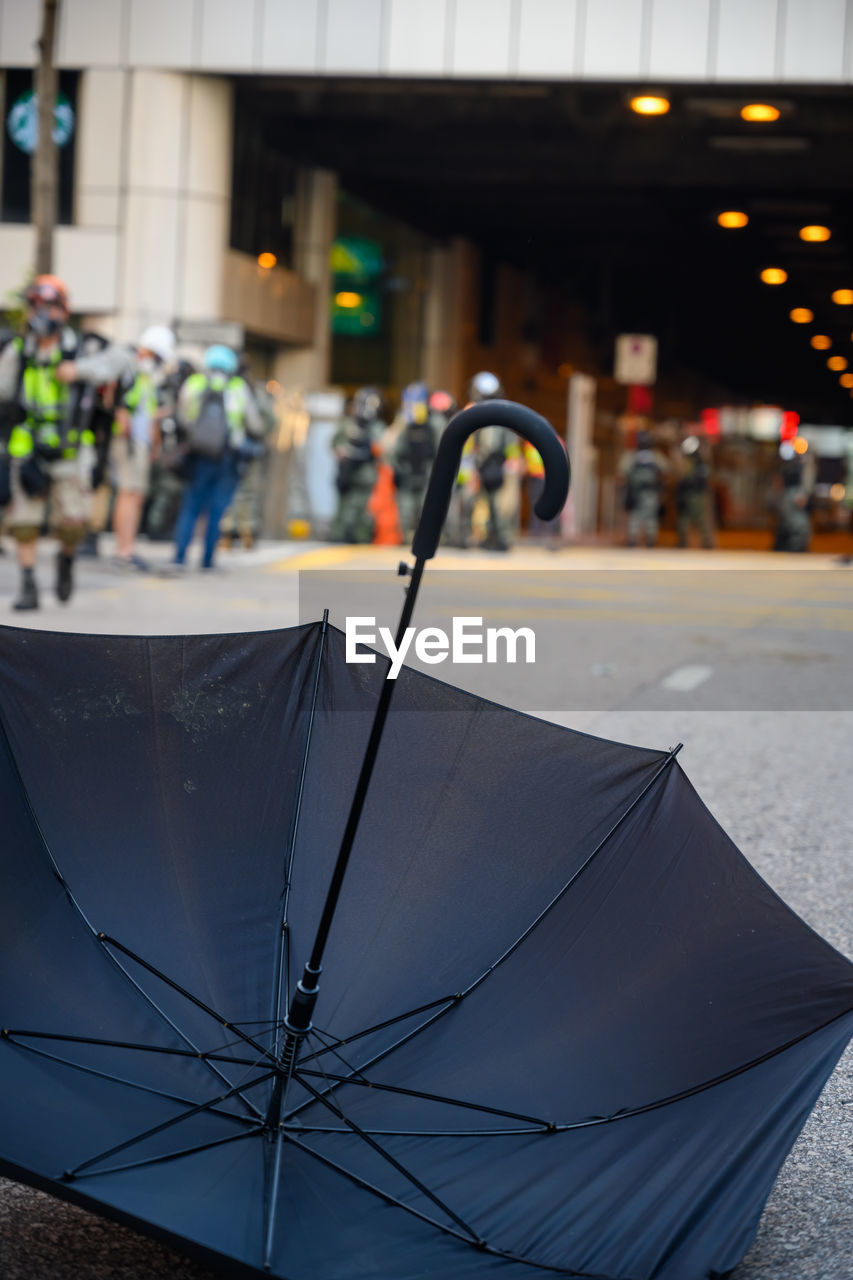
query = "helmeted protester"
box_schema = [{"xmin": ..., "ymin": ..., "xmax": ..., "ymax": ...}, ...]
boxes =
[
  {"xmin": 676, "ymin": 435, "xmax": 714, "ymax": 549},
  {"xmin": 620, "ymin": 429, "xmax": 669, "ymax": 548},
  {"xmin": 110, "ymin": 324, "xmax": 176, "ymax": 570},
  {"xmin": 171, "ymin": 345, "xmax": 262, "ymax": 571},
  {"xmin": 392, "ymin": 381, "xmax": 440, "ymax": 539},
  {"xmin": 330, "ymin": 386, "xmax": 385, "ymax": 544},
  {"xmin": 468, "ymin": 370, "xmax": 522, "ymax": 551},
  {"xmin": 774, "ymin": 441, "xmax": 812, "ymax": 553},
  {"xmin": 0, "ymin": 275, "xmax": 131, "ymax": 609}
]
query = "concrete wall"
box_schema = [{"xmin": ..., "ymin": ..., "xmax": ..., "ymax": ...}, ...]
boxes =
[{"xmin": 2, "ymin": 0, "xmax": 851, "ymax": 84}]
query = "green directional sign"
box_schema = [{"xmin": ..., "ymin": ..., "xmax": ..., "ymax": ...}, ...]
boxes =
[{"xmin": 7, "ymin": 89, "xmax": 75, "ymax": 155}]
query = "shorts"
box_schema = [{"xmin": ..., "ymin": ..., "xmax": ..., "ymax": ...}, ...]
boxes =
[
  {"xmin": 111, "ymin": 435, "xmax": 151, "ymax": 494},
  {"xmin": 4, "ymin": 449, "xmax": 95, "ymax": 537}
]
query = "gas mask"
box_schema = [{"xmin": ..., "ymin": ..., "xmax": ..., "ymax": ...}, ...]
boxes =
[{"xmin": 28, "ymin": 310, "xmax": 62, "ymax": 338}]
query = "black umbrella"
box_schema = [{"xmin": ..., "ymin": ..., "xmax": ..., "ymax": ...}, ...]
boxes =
[{"xmin": 0, "ymin": 402, "xmax": 851, "ymax": 1280}]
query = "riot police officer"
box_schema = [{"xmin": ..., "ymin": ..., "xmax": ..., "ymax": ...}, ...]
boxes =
[
  {"xmin": 392, "ymin": 381, "xmax": 440, "ymax": 539},
  {"xmin": 330, "ymin": 386, "xmax": 385, "ymax": 544}
]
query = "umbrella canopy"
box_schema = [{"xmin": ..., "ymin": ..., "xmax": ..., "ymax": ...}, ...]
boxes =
[{"xmin": 1, "ymin": 618, "xmax": 852, "ymax": 1280}]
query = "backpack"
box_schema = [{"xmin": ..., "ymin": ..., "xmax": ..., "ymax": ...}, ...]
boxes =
[
  {"xmin": 478, "ymin": 448, "xmax": 506, "ymax": 494},
  {"xmin": 397, "ymin": 421, "xmax": 436, "ymax": 488},
  {"xmin": 187, "ymin": 384, "xmax": 229, "ymax": 459}
]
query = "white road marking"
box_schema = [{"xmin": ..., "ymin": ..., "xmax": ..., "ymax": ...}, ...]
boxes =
[{"xmin": 661, "ymin": 664, "xmax": 713, "ymax": 692}]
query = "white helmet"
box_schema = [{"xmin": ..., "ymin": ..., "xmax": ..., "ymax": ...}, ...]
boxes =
[{"xmin": 138, "ymin": 325, "xmax": 176, "ymax": 364}]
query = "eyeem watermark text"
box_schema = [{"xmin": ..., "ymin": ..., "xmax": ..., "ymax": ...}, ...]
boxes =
[{"xmin": 346, "ymin": 616, "xmax": 536, "ymax": 680}]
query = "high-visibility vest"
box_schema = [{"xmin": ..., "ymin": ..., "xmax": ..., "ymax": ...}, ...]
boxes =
[
  {"xmin": 113, "ymin": 372, "xmax": 158, "ymax": 435},
  {"xmin": 523, "ymin": 441, "xmax": 545, "ymax": 478},
  {"xmin": 7, "ymin": 337, "xmax": 94, "ymax": 460},
  {"xmin": 182, "ymin": 373, "xmax": 250, "ymax": 441}
]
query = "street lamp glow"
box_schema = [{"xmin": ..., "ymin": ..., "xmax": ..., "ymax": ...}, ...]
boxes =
[
  {"xmin": 832, "ymin": 289, "xmax": 853, "ymax": 305},
  {"xmin": 793, "ymin": 438, "xmax": 809, "ymax": 454},
  {"xmin": 257, "ymin": 252, "xmax": 277, "ymax": 269},
  {"xmin": 741, "ymin": 103, "xmax": 780, "ymax": 122},
  {"xmin": 840, "ymin": 373, "xmax": 853, "ymax": 388},
  {"xmin": 811, "ymin": 334, "xmax": 832, "ymax": 349},
  {"xmin": 630, "ymin": 95, "xmax": 670, "ymax": 115},
  {"xmin": 828, "ymin": 355, "xmax": 848, "ymax": 371},
  {"xmin": 789, "ymin": 308, "xmax": 813, "ymax": 323},
  {"xmin": 799, "ymin": 225, "xmax": 831, "ymax": 242},
  {"xmin": 717, "ymin": 211, "xmax": 749, "ymax": 229},
  {"xmin": 760, "ymin": 268, "xmax": 787, "ymax": 285}
]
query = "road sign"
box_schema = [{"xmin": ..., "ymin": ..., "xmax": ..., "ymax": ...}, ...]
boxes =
[{"xmin": 614, "ymin": 334, "xmax": 658, "ymax": 385}]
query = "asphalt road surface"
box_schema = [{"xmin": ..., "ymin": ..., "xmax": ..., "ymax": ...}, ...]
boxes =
[{"xmin": 0, "ymin": 535, "xmax": 851, "ymax": 1280}]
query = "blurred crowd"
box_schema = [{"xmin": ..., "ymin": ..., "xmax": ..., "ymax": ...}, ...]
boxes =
[
  {"xmin": 0, "ymin": 274, "xmax": 273, "ymax": 611},
  {"xmin": 327, "ymin": 370, "xmax": 559, "ymax": 553},
  {"xmin": 0, "ymin": 276, "xmax": 835, "ymax": 615},
  {"xmin": 617, "ymin": 427, "xmax": 818, "ymax": 553}
]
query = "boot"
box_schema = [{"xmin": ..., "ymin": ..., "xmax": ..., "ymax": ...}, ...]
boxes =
[
  {"xmin": 13, "ymin": 568, "xmax": 39, "ymax": 611},
  {"xmin": 56, "ymin": 551, "xmax": 74, "ymax": 603}
]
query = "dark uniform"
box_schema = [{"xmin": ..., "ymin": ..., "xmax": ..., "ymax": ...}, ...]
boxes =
[{"xmin": 331, "ymin": 387, "xmax": 385, "ymax": 544}]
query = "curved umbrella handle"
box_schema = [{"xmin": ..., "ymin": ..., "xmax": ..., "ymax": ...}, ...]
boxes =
[{"xmin": 411, "ymin": 399, "xmax": 571, "ymax": 560}]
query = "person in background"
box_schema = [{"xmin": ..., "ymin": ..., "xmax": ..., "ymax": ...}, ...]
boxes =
[
  {"xmin": 171, "ymin": 345, "xmax": 262, "ymax": 571},
  {"xmin": 392, "ymin": 381, "xmax": 440, "ymax": 539},
  {"xmin": 330, "ymin": 386, "xmax": 385, "ymax": 544},
  {"xmin": 774, "ymin": 441, "xmax": 812, "ymax": 553},
  {"xmin": 619, "ymin": 429, "xmax": 669, "ymax": 548},
  {"xmin": 676, "ymin": 435, "xmax": 714, "ymax": 549},
  {"xmin": 0, "ymin": 276, "xmax": 131, "ymax": 610},
  {"xmin": 468, "ymin": 371, "xmax": 521, "ymax": 552},
  {"xmin": 219, "ymin": 373, "xmax": 275, "ymax": 550},
  {"xmin": 110, "ymin": 325, "xmax": 176, "ymax": 570}
]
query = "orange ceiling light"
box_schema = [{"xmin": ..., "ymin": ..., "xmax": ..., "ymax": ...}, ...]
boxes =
[
  {"xmin": 789, "ymin": 308, "xmax": 813, "ymax": 323},
  {"xmin": 832, "ymin": 289, "xmax": 853, "ymax": 304},
  {"xmin": 811, "ymin": 334, "xmax": 832, "ymax": 349},
  {"xmin": 717, "ymin": 210, "xmax": 748, "ymax": 228},
  {"xmin": 760, "ymin": 267, "xmax": 787, "ymax": 284},
  {"xmin": 630, "ymin": 95, "xmax": 670, "ymax": 115},
  {"xmin": 257, "ymin": 252, "xmax": 277, "ymax": 269},
  {"xmin": 840, "ymin": 373, "xmax": 853, "ymax": 388},
  {"xmin": 828, "ymin": 355, "xmax": 848, "ymax": 371},
  {"xmin": 799, "ymin": 225, "xmax": 831, "ymax": 242},
  {"xmin": 741, "ymin": 103, "xmax": 780, "ymax": 122}
]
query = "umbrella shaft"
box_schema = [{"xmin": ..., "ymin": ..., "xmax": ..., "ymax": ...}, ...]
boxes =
[{"xmin": 282, "ymin": 558, "xmax": 426, "ymax": 1071}]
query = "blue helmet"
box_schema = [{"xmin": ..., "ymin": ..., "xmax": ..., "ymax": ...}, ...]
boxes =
[
  {"xmin": 203, "ymin": 344, "xmax": 239, "ymax": 375},
  {"xmin": 402, "ymin": 381, "xmax": 429, "ymax": 425}
]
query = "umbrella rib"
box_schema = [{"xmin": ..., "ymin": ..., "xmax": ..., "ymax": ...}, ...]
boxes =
[
  {"xmin": 288, "ymin": 1134, "xmax": 621, "ymax": 1279},
  {"xmin": 272, "ymin": 613, "xmax": 329, "ymax": 1058},
  {"xmin": 298, "ymin": 1067, "xmax": 551, "ymax": 1128},
  {"xmin": 99, "ymin": 934, "xmax": 279, "ymax": 1066},
  {"xmin": 0, "ymin": 1029, "xmax": 259, "ymax": 1068},
  {"xmin": 66, "ymin": 1127, "xmax": 262, "ymax": 1182},
  {"xmin": 0, "ymin": 707, "xmax": 264, "ymax": 1121},
  {"xmin": 283, "ymin": 1005, "xmax": 452, "ymax": 1122},
  {"xmin": 62, "ymin": 1068, "xmax": 276, "ymax": 1181},
  {"xmin": 0, "ymin": 1035, "xmax": 259, "ymax": 1125},
  {"xmin": 297, "ymin": 995, "xmax": 458, "ymax": 1065},
  {"xmin": 292, "ymin": 1071, "xmax": 481, "ymax": 1243}
]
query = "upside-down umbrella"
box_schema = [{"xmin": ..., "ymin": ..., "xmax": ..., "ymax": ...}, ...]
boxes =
[{"xmin": 1, "ymin": 403, "xmax": 852, "ymax": 1280}]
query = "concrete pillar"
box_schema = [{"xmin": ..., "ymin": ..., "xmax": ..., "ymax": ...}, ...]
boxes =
[
  {"xmin": 113, "ymin": 70, "xmax": 232, "ymax": 343},
  {"xmin": 421, "ymin": 238, "xmax": 472, "ymax": 400},
  {"xmin": 274, "ymin": 169, "xmax": 337, "ymax": 393},
  {"xmin": 567, "ymin": 372, "xmax": 598, "ymax": 537}
]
